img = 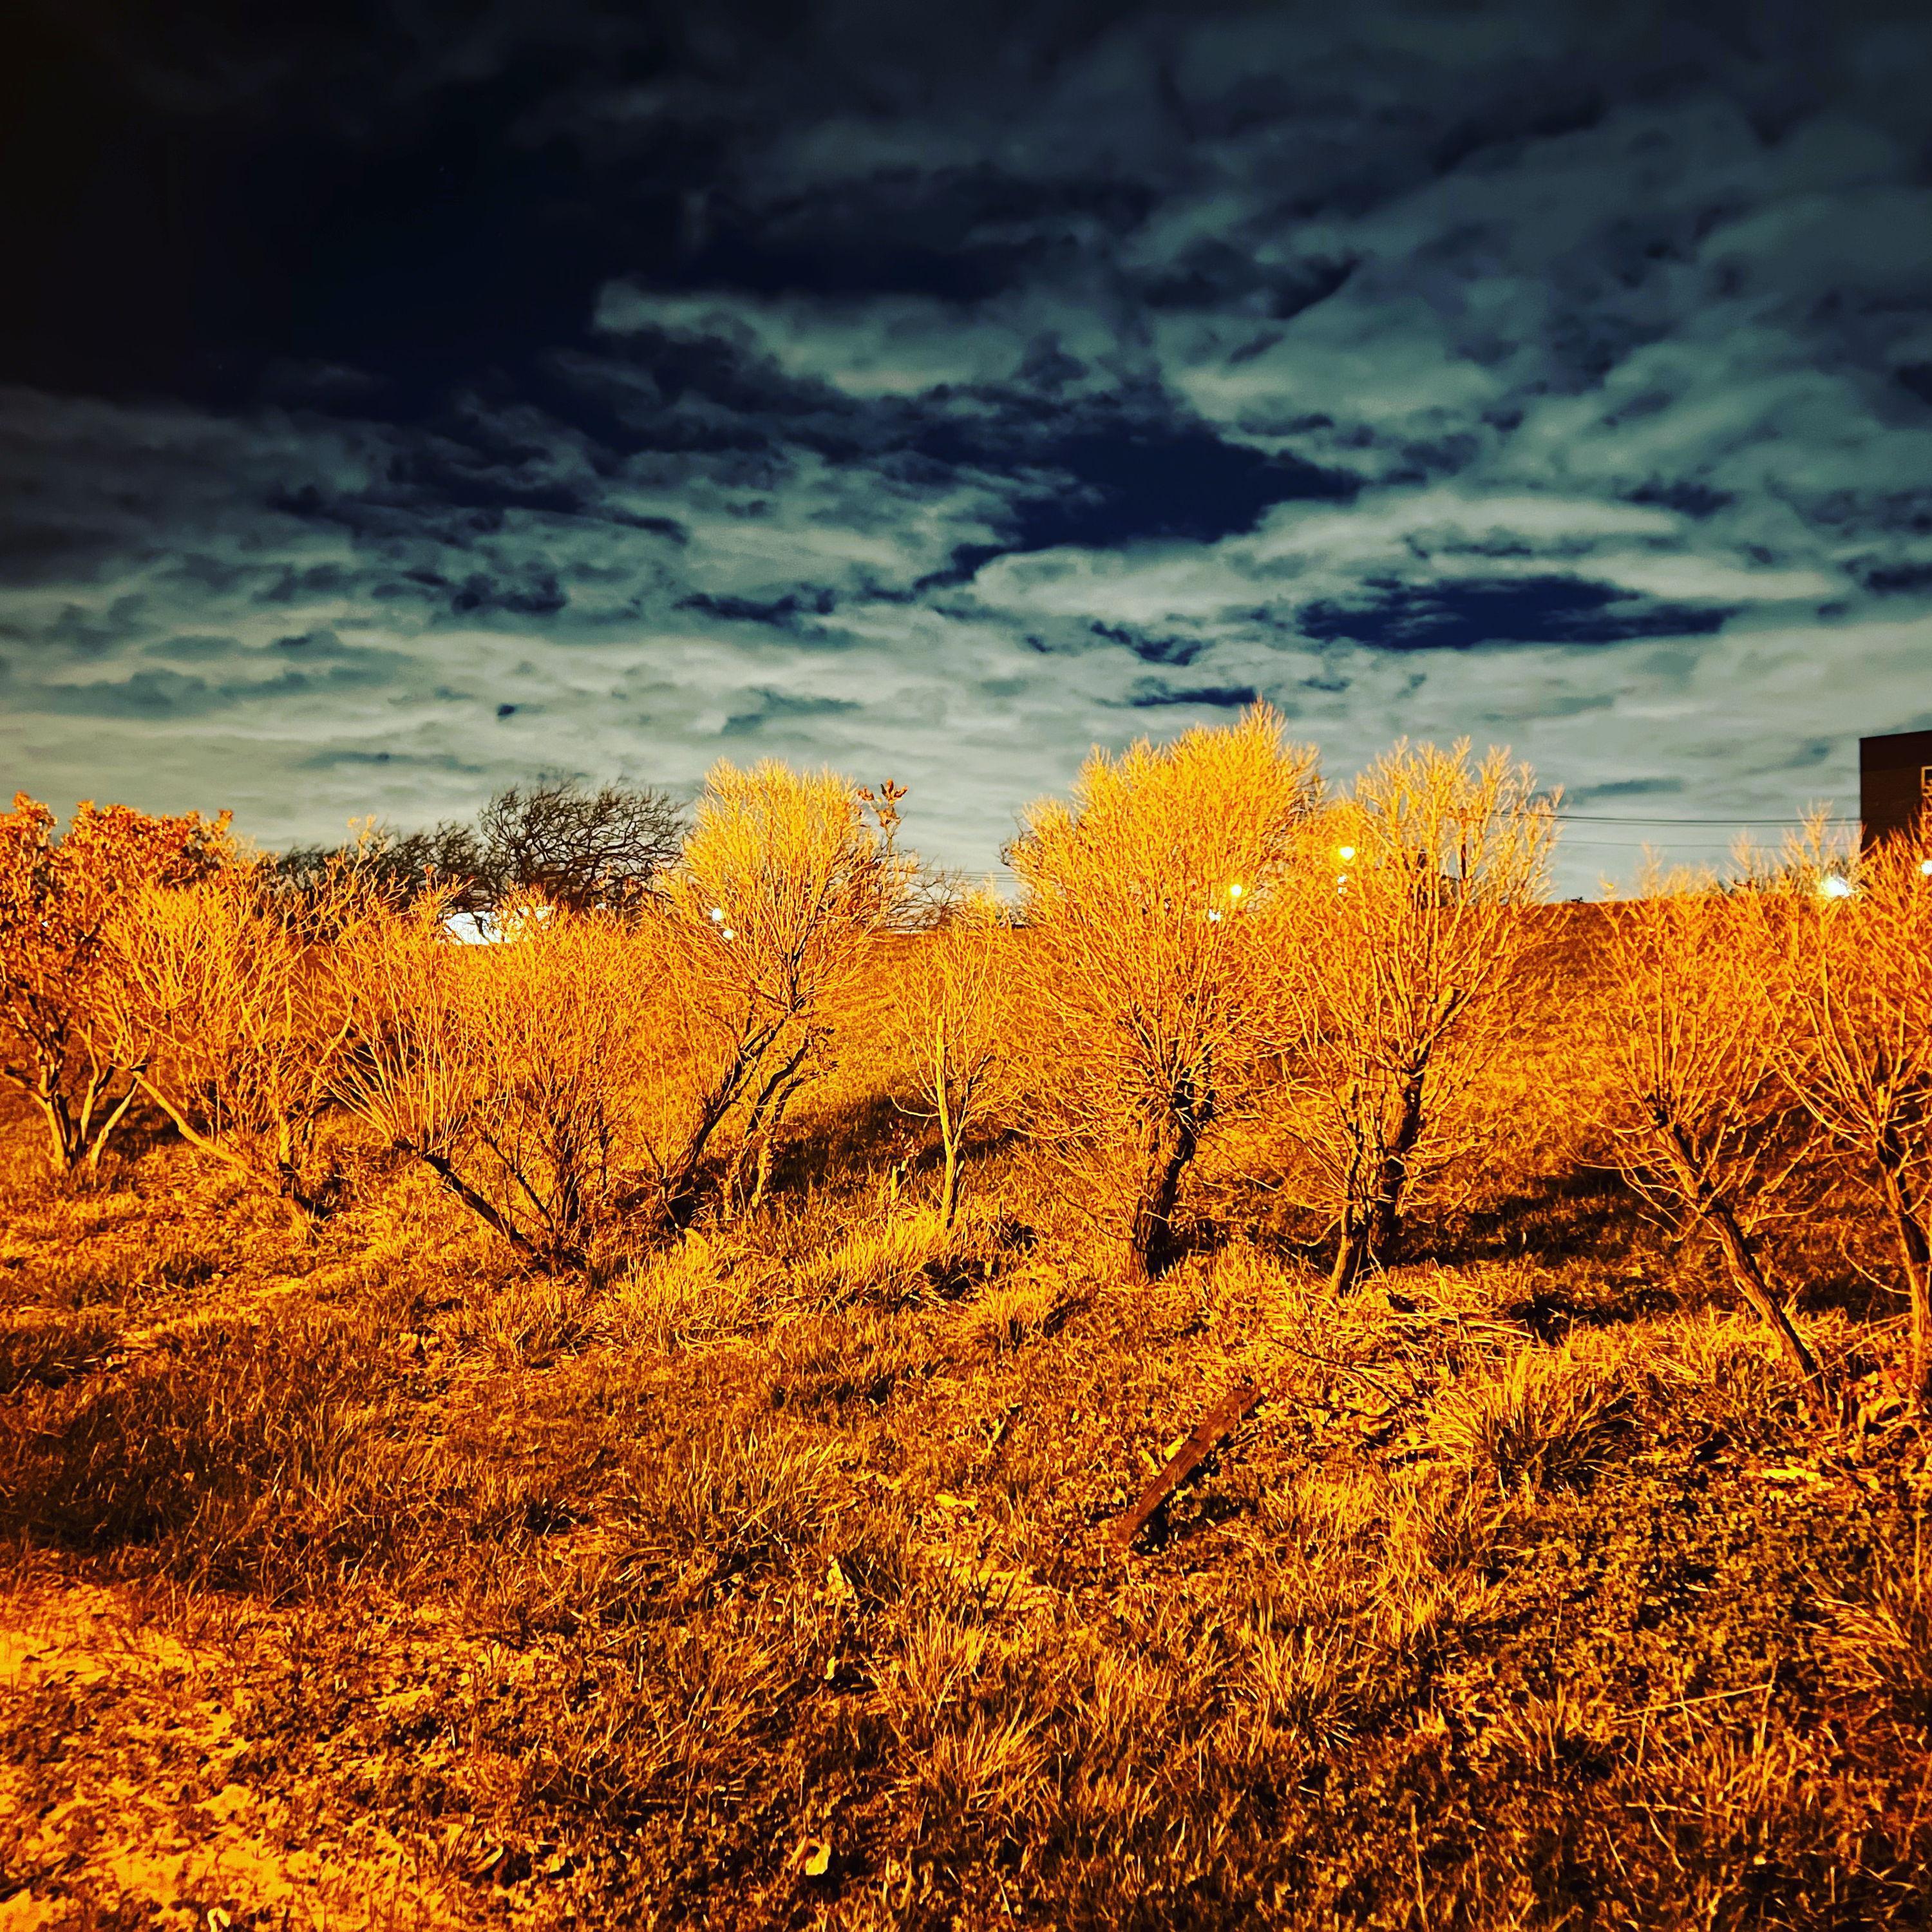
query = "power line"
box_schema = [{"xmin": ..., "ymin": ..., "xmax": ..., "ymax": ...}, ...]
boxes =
[
  {"xmin": 1557, "ymin": 836, "xmax": 1770, "ymax": 851},
  {"xmin": 1555, "ymin": 811, "xmax": 1853, "ymax": 826}
]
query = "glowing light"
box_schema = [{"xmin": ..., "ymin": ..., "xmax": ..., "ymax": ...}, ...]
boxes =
[
  {"xmin": 1208, "ymin": 909, "xmax": 1224, "ymax": 922},
  {"xmin": 721, "ymin": 927, "xmax": 736, "ymax": 941},
  {"xmin": 1921, "ymin": 859, "xmax": 1932, "ymax": 878},
  {"xmin": 1227, "ymin": 882, "xmax": 1244, "ymax": 899},
  {"xmin": 708, "ymin": 906, "xmax": 724, "ymax": 922},
  {"xmin": 1336, "ymin": 845, "xmax": 1356, "ymax": 862},
  {"xmin": 1818, "ymin": 875, "xmax": 1853, "ymax": 900}
]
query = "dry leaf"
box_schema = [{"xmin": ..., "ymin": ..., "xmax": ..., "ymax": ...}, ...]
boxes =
[{"xmin": 804, "ymin": 1840, "xmax": 833, "ymax": 1877}]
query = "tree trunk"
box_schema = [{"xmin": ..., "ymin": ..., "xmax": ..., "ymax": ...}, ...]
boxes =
[
  {"xmin": 1658, "ymin": 1119, "xmax": 1839, "ymax": 1423},
  {"xmin": 1329, "ymin": 1206, "xmax": 1367, "ymax": 1295},
  {"xmin": 33, "ymin": 1087, "xmax": 77, "ymax": 1173},
  {"xmin": 661, "ymin": 1023, "xmax": 780, "ymax": 1229},
  {"xmin": 1332, "ymin": 1065, "xmax": 1427, "ymax": 1295},
  {"xmin": 1126, "ymin": 1079, "xmax": 1206, "ymax": 1282},
  {"xmin": 726, "ymin": 1036, "xmax": 813, "ymax": 1217},
  {"xmin": 1367, "ymin": 1066, "xmax": 1428, "ymax": 1261},
  {"xmin": 1878, "ymin": 1159, "xmax": 1932, "ymax": 1416},
  {"xmin": 80, "ymin": 1078, "xmax": 144, "ymax": 1170},
  {"xmin": 939, "ymin": 1132, "xmax": 961, "ymax": 1231},
  {"xmin": 746, "ymin": 1072, "xmax": 810, "ymax": 1213}
]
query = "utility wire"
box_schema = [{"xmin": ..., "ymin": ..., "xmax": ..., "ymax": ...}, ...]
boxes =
[
  {"xmin": 1554, "ymin": 811, "xmax": 1853, "ymax": 826},
  {"xmin": 1557, "ymin": 836, "xmax": 1770, "ymax": 851}
]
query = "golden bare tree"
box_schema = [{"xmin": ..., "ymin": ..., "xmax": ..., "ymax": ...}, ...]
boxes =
[
  {"xmin": 1759, "ymin": 826, "xmax": 1932, "ymax": 1412},
  {"xmin": 651, "ymin": 760, "xmax": 910, "ymax": 1226},
  {"xmin": 111, "ymin": 861, "xmax": 370, "ymax": 1226},
  {"xmin": 1598, "ymin": 869, "xmax": 1834, "ymax": 1413},
  {"xmin": 0, "ymin": 793, "xmax": 232, "ymax": 1172},
  {"xmin": 336, "ymin": 898, "xmax": 659, "ymax": 1273},
  {"xmin": 1302, "ymin": 741, "xmax": 1556, "ymax": 1293},
  {"xmin": 1007, "ymin": 706, "xmax": 1321, "ymax": 1280},
  {"xmin": 891, "ymin": 894, "xmax": 1016, "ymax": 1229}
]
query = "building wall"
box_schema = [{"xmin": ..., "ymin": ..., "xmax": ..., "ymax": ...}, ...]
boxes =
[{"xmin": 1861, "ymin": 728, "xmax": 1932, "ymax": 849}]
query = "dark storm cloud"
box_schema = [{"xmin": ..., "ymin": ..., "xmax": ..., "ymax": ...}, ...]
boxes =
[
  {"xmin": 1124, "ymin": 677, "xmax": 1260, "ymax": 710},
  {"xmin": 1297, "ymin": 576, "xmax": 1739, "ymax": 652},
  {"xmin": 2, "ymin": 0, "xmax": 1930, "ymax": 887}
]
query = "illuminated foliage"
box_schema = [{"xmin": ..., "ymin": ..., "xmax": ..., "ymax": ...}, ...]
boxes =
[
  {"xmin": 654, "ymin": 759, "xmax": 911, "ymax": 1225},
  {"xmin": 1300, "ymin": 741, "xmax": 1556, "ymax": 1292},
  {"xmin": 891, "ymin": 893, "xmax": 1018, "ymax": 1230},
  {"xmin": 336, "ymin": 896, "xmax": 661, "ymax": 1272},
  {"xmin": 0, "ymin": 793, "xmax": 232, "ymax": 1171},
  {"xmin": 112, "ymin": 858, "xmax": 391, "ymax": 1226},
  {"xmin": 1759, "ymin": 827, "xmax": 1932, "ymax": 1412},
  {"xmin": 1007, "ymin": 706, "xmax": 1320, "ymax": 1279},
  {"xmin": 1598, "ymin": 870, "xmax": 1833, "ymax": 1412}
]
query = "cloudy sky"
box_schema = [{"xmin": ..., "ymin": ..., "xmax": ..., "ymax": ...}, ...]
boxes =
[{"xmin": 4, "ymin": 0, "xmax": 1930, "ymax": 892}]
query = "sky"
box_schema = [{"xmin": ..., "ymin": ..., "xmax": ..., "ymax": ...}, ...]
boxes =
[{"xmin": 3, "ymin": 0, "xmax": 1931, "ymax": 895}]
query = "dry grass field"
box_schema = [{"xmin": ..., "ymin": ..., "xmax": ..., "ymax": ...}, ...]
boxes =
[{"xmin": 3, "ymin": 739, "xmax": 1930, "ymax": 1929}]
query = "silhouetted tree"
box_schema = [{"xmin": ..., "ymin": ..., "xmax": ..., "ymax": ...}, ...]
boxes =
[
  {"xmin": 276, "ymin": 780, "xmax": 684, "ymax": 916},
  {"xmin": 274, "ymin": 820, "xmax": 486, "ymax": 911},
  {"xmin": 479, "ymin": 780, "xmax": 683, "ymax": 913}
]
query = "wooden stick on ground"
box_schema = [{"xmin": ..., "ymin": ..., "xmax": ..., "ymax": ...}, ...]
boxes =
[{"xmin": 1107, "ymin": 1377, "xmax": 1262, "ymax": 1556}]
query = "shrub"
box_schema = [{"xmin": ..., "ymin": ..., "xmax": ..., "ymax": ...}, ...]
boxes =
[
  {"xmin": 1297, "ymin": 740, "xmax": 1556, "ymax": 1291},
  {"xmin": 0, "ymin": 792, "xmax": 232, "ymax": 1172},
  {"xmin": 654, "ymin": 759, "xmax": 910, "ymax": 1226},
  {"xmin": 1007, "ymin": 705, "xmax": 1320, "ymax": 1279},
  {"xmin": 1759, "ymin": 827, "xmax": 1932, "ymax": 1411},
  {"xmin": 1425, "ymin": 1343, "xmax": 1627, "ymax": 1494},
  {"xmin": 1598, "ymin": 871, "xmax": 1834, "ymax": 1413},
  {"xmin": 113, "ymin": 861, "xmax": 377, "ymax": 1227},
  {"xmin": 337, "ymin": 899, "xmax": 663, "ymax": 1273}
]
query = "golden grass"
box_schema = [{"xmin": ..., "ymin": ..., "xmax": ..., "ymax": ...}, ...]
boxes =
[
  {"xmin": 3, "ymin": 772, "xmax": 1931, "ymax": 1926},
  {"xmin": 3, "ymin": 1034, "xmax": 1928, "ymax": 1932}
]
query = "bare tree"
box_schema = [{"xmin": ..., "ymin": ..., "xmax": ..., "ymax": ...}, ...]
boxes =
[
  {"xmin": 275, "ymin": 818, "xmax": 486, "ymax": 911},
  {"xmin": 1007, "ymin": 705, "xmax": 1321, "ymax": 1280},
  {"xmin": 1759, "ymin": 825, "xmax": 1932, "ymax": 1412},
  {"xmin": 650, "ymin": 761, "xmax": 909, "ymax": 1226},
  {"xmin": 276, "ymin": 779, "xmax": 681, "ymax": 916},
  {"xmin": 891, "ymin": 895, "xmax": 1016, "ymax": 1229},
  {"xmin": 1303, "ymin": 741, "xmax": 1556, "ymax": 1293},
  {"xmin": 111, "ymin": 861, "xmax": 368, "ymax": 1227},
  {"xmin": 336, "ymin": 897, "xmax": 658, "ymax": 1273},
  {"xmin": 479, "ymin": 780, "xmax": 683, "ymax": 913},
  {"xmin": 1599, "ymin": 869, "xmax": 1835, "ymax": 1414},
  {"xmin": 0, "ymin": 793, "xmax": 232, "ymax": 1172}
]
